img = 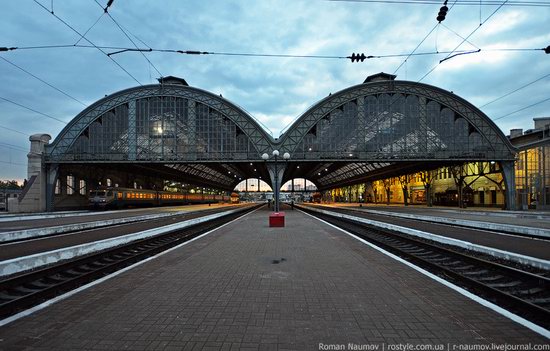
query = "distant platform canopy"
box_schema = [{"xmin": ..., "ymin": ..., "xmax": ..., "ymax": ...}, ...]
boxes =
[{"xmin": 44, "ymin": 73, "xmax": 516, "ymax": 191}]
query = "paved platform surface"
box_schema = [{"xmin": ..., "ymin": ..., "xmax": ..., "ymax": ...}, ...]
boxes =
[
  {"xmin": 326, "ymin": 203, "xmax": 550, "ymax": 229},
  {"xmin": 0, "ymin": 207, "xmax": 546, "ymax": 350}
]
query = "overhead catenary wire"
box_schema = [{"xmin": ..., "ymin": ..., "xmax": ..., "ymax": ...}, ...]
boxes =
[
  {"xmin": 32, "ymin": 0, "xmax": 142, "ymax": 86},
  {"xmin": 3, "ymin": 2, "xmax": 548, "ymax": 128},
  {"xmin": 0, "ymin": 96, "xmax": 68, "ymax": 124},
  {"xmin": 332, "ymin": 0, "xmax": 548, "ymax": 124},
  {"xmin": 3, "ymin": 43, "xmax": 546, "ymax": 61},
  {"xmin": 328, "ymin": 0, "xmax": 550, "ymax": 6}
]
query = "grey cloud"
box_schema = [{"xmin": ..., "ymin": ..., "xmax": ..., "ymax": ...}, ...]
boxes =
[{"xmin": 0, "ymin": 0, "xmax": 548, "ymax": 181}]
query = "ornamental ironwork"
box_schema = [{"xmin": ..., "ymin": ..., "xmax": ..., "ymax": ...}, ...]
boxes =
[
  {"xmin": 44, "ymin": 77, "xmax": 517, "ymax": 191},
  {"xmin": 278, "ymin": 80, "xmax": 516, "ymax": 163},
  {"xmin": 45, "ymin": 84, "xmax": 274, "ymax": 162}
]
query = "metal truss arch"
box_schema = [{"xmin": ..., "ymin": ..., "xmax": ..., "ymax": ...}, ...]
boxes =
[
  {"xmin": 277, "ymin": 79, "xmax": 517, "ymax": 162},
  {"xmin": 45, "ymin": 83, "xmax": 275, "ymax": 162}
]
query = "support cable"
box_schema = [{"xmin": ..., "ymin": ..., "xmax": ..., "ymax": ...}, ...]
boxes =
[
  {"xmin": 0, "ymin": 125, "xmax": 31, "ymax": 136},
  {"xmin": 480, "ymin": 73, "xmax": 550, "ymax": 108},
  {"xmin": 0, "ymin": 57, "xmax": 86, "ymax": 106},
  {"xmin": 394, "ymin": 24, "xmax": 438, "ymax": 74},
  {"xmin": 0, "ymin": 160, "xmax": 27, "ymax": 166},
  {"xmin": 74, "ymin": 12, "xmax": 105, "ymax": 46},
  {"xmin": 418, "ymin": 0, "xmax": 509, "ymax": 82},
  {"xmin": 0, "ymin": 96, "xmax": 68, "ymax": 124},
  {"xmin": 394, "ymin": 0, "xmax": 461, "ymax": 74},
  {"xmin": 32, "ymin": 0, "xmax": 142, "ymax": 86},
  {"xmin": 0, "ymin": 142, "xmax": 28, "ymax": 153},
  {"xmin": 441, "ymin": 23, "xmax": 480, "ymax": 50},
  {"xmin": 92, "ymin": 0, "xmax": 163, "ymax": 79},
  {"xmin": 493, "ymin": 96, "xmax": 550, "ymax": 121}
]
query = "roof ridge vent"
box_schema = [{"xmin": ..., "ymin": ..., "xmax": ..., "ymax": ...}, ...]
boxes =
[
  {"xmin": 364, "ymin": 72, "xmax": 397, "ymax": 83},
  {"xmin": 157, "ymin": 76, "xmax": 189, "ymax": 86}
]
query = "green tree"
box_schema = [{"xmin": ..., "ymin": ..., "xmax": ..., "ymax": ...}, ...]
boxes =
[{"xmin": 0, "ymin": 180, "xmax": 22, "ymax": 189}]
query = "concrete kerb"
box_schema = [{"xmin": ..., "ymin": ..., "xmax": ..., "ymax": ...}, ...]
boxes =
[
  {"xmin": 0, "ymin": 210, "xmax": 88, "ymax": 222},
  {"xmin": 437, "ymin": 208, "xmax": 550, "ymax": 220},
  {"xmin": 361, "ymin": 209, "xmax": 550, "ymax": 238},
  {"xmin": 0, "ymin": 204, "xmax": 229, "ymax": 223},
  {"xmin": 0, "ymin": 209, "xmax": 211, "ymax": 242},
  {"xmin": 305, "ymin": 206, "xmax": 550, "ymax": 271},
  {"xmin": 0, "ymin": 208, "xmax": 243, "ymax": 277}
]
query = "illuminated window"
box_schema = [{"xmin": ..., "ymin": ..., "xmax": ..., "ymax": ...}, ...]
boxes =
[
  {"xmin": 67, "ymin": 175, "xmax": 75, "ymax": 195},
  {"xmin": 79, "ymin": 180, "xmax": 86, "ymax": 195},
  {"xmin": 55, "ymin": 179, "xmax": 61, "ymax": 195}
]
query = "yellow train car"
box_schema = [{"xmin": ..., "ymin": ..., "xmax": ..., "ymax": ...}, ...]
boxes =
[{"xmin": 230, "ymin": 192, "xmax": 240, "ymax": 204}]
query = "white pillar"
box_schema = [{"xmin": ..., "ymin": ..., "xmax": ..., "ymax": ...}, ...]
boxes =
[
  {"xmin": 14, "ymin": 134, "xmax": 52, "ymax": 212},
  {"xmin": 27, "ymin": 134, "xmax": 51, "ymax": 179}
]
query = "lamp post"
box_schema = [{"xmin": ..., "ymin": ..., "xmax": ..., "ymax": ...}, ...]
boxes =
[{"xmin": 262, "ymin": 150, "xmax": 290, "ymax": 212}]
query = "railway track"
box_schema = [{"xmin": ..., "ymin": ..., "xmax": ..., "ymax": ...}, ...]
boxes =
[
  {"xmin": 299, "ymin": 206, "xmax": 550, "ymax": 329},
  {"xmin": 0, "ymin": 204, "xmax": 260, "ymax": 320},
  {"xmin": 0, "ymin": 205, "xmax": 241, "ymax": 245}
]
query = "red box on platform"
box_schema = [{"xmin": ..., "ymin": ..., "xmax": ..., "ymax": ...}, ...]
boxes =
[{"xmin": 269, "ymin": 212, "xmax": 285, "ymax": 227}]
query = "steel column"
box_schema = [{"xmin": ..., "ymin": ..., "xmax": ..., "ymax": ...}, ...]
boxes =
[
  {"xmin": 501, "ymin": 160, "xmax": 517, "ymax": 211},
  {"xmin": 45, "ymin": 164, "xmax": 59, "ymax": 212},
  {"xmin": 128, "ymin": 100, "xmax": 137, "ymax": 160}
]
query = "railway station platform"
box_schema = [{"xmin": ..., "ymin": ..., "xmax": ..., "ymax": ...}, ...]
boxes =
[
  {"xmin": 302, "ymin": 203, "xmax": 550, "ymax": 262},
  {"xmin": 321, "ymin": 203, "xmax": 550, "ymax": 229},
  {"xmin": 0, "ymin": 203, "xmax": 239, "ymax": 233},
  {"xmin": 0, "ymin": 206, "xmax": 546, "ymax": 350}
]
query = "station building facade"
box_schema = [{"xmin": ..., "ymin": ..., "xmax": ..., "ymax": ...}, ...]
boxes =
[
  {"xmin": 325, "ymin": 117, "xmax": 550, "ymax": 210},
  {"xmin": 13, "ymin": 73, "xmax": 527, "ymax": 212}
]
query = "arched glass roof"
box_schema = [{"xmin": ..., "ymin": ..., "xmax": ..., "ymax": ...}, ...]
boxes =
[{"xmin": 44, "ymin": 74, "xmax": 516, "ymax": 191}]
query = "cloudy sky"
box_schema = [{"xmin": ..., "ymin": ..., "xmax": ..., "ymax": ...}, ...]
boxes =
[{"xmin": 1, "ymin": 0, "xmax": 549, "ymax": 182}]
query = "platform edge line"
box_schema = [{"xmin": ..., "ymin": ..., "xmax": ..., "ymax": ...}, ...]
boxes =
[
  {"xmin": 0, "ymin": 206, "xmax": 261, "ymax": 328},
  {"xmin": 308, "ymin": 207, "xmax": 550, "ymax": 270},
  {"xmin": 300, "ymin": 209, "xmax": 550, "ymax": 340}
]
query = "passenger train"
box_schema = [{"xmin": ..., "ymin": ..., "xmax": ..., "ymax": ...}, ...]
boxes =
[
  {"xmin": 311, "ymin": 192, "xmax": 322, "ymax": 203},
  {"xmin": 89, "ymin": 187, "xmax": 236, "ymax": 209}
]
